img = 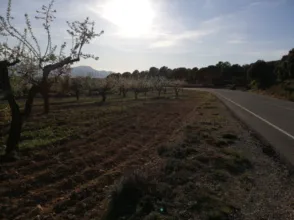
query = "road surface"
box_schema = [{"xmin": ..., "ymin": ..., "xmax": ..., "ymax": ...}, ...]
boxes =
[{"xmin": 190, "ymin": 88, "xmax": 294, "ymax": 166}]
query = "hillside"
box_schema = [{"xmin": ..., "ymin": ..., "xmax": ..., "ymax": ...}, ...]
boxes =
[{"xmin": 70, "ymin": 66, "xmax": 111, "ymax": 78}]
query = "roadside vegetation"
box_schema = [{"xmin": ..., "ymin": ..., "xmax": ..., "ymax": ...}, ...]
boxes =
[{"xmin": 102, "ymin": 92, "xmax": 294, "ymax": 220}]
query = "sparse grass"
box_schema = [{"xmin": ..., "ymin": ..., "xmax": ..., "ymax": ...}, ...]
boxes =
[
  {"xmin": 102, "ymin": 171, "xmax": 152, "ymax": 220},
  {"xmin": 143, "ymin": 212, "xmax": 173, "ymax": 220},
  {"xmin": 19, "ymin": 126, "xmax": 75, "ymax": 149},
  {"xmin": 138, "ymin": 101, "xmax": 249, "ymax": 219},
  {"xmin": 1, "ymin": 91, "xmax": 180, "ymax": 153},
  {"xmin": 214, "ymin": 151, "xmax": 253, "ymax": 175},
  {"xmin": 252, "ymin": 80, "xmax": 294, "ymax": 101},
  {"xmin": 0, "ymin": 89, "xmax": 194, "ymax": 219},
  {"xmin": 102, "ymin": 90, "xmax": 293, "ymax": 220},
  {"xmin": 1, "ymin": 90, "xmax": 294, "ymax": 220}
]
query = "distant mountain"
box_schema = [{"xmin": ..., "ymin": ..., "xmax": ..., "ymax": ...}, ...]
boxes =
[{"xmin": 70, "ymin": 66, "xmax": 112, "ymax": 78}]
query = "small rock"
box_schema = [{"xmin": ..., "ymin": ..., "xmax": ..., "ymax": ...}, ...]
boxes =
[
  {"xmin": 67, "ymin": 214, "xmax": 76, "ymax": 220},
  {"xmin": 33, "ymin": 215, "xmax": 41, "ymax": 220},
  {"xmin": 29, "ymin": 204, "xmax": 43, "ymax": 217}
]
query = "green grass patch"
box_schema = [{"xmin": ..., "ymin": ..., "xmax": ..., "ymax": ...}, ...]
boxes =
[{"xmin": 20, "ymin": 126, "xmax": 75, "ymax": 149}]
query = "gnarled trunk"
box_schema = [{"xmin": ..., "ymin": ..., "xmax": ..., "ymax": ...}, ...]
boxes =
[
  {"xmin": 122, "ymin": 89, "xmax": 127, "ymax": 98},
  {"xmin": 42, "ymin": 91, "xmax": 50, "ymax": 114},
  {"xmin": 39, "ymin": 82, "xmax": 50, "ymax": 114},
  {"xmin": 23, "ymin": 85, "xmax": 39, "ymax": 118},
  {"xmin": 158, "ymin": 90, "xmax": 161, "ymax": 97},
  {"xmin": 41, "ymin": 57, "xmax": 80, "ymax": 114},
  {"xmin": 76, "ymin": 90, "xmax": 80, "ymax": 101},
  {"xmin": 0, "ymin": 60, "xmax": 22, "ymax": 158},
  {"xmin": 134, "ymin": 91, "xmax": 138, "ymax": 100},
  {"xmin": 5, "ymin": 93, "xmax": 22, "ymax": 155},
  {"xmin": 175, "ymin": 88, "xmax": 179, "ymax": 98},
  {"xmin": 101, "ymin": 92, "xmax": 106, "ymax": 102}
]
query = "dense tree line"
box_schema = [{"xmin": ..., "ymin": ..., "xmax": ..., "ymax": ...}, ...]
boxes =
[{"xmin": 109, "ymin": 48, "xmax": 294, "ymax": 90}]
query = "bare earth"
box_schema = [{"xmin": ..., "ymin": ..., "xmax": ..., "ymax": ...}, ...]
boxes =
[{"xmin": 0, "ymin": 91, "xmax": 294, "ymax": 220}]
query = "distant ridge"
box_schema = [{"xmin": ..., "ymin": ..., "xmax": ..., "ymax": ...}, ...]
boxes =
[{"xmin": 70, "ymin": 66, "xmax": 112, "ymax": 78}]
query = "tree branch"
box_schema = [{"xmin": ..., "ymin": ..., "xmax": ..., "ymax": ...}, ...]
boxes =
[
  {"xmin": 8, "ymin": 59, "xmax": 19, "ymax": 66},
  {"xmin": 43, "ymin": 56, "xmax": 79, "ymax": 74}
]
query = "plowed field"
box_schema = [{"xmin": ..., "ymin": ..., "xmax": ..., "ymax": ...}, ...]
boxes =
[
  {"xmin": 0, "ymin": 92, "xmax": 199, "ymax": 219},
  {"xmin": 1, "ymin": 91, "xmax": 294, "ymax": 220}
]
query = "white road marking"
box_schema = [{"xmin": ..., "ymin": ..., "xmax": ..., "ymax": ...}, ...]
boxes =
[{"xmin": 214, "ymin": 91, "xmax": 294, "ymax": 141}]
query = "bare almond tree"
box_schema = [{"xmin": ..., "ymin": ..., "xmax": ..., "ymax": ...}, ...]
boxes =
[
  {"xmin": 130, "ymin": 77, "xmax": 152, "ymax": 99},
  {"xmin": 130, "ymin": 78, "xmax": 140, "ymax": 99},
  {"xmin": 0, "ymin": 45, "xmax": 24, "ymax": 159},
  {"xmin": 140, "ymin": 76, "xmax": 152, "ymax": 97},
  {"xmin": 0, "ymin": 0, "xmax": 103, "ymax": 114},
  {"xmin": 94, "ymin": 78, "xmax": 116, "ymax": 102},
  {"xmin": 118, "ymin": 77, "xmax": 131, "ymax": 98},
  {"xmin": 0, "ymin": 0, "xmax": 103, "ymax": 159},
  {"xmin": 153, "ymin": 76, "xmax": 166, "ymax": 97},
  {"xmin": 171, "ymin": 79, "xmax": 185, "ymax": 97}
]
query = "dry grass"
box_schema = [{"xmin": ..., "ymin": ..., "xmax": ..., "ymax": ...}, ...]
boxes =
[
  {"xmin": 103, "ymin": 92, "xmax": 294, "ymax": 220},
  {"xmin": 252, "ymin": 80, "xmax": 294, "ymax": 101}
]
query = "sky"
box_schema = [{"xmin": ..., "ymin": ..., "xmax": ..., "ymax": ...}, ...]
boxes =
[{"xmin": 1, "ymin": 0, "xmax": 294, "ymax": 72}]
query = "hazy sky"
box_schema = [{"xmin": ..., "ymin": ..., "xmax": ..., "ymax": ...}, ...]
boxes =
[{"xmin": 1, "ymin": 0, "xmax": 294, "ymax": 72}]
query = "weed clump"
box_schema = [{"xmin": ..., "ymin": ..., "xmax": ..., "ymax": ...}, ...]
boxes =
[
  {"xmin": 222, "ymin": 133, "xmax": 238, "ymax": 140},
  {"xmin": 102, "ymin": 171, "xmax": 156, "ymax": 220}
]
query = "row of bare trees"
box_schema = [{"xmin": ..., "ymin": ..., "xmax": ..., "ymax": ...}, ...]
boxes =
[{"xmin": 54, "ymin": 75, "xmax": 185, "ymax": 102}]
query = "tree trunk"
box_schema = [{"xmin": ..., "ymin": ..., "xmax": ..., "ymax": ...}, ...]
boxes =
[
  {"xmin": 122, "ymin": 90, "xmax": 126, "ymax": 98},
  {"xmin": 101, "ymin": 93, "xmax": 106, "ymax": 102},
  {"xmin": 5, "ymin": 93, "xmax": 22, "ymax": 156},
  {"xmin": 0, "ymin": 60, "xmax": 22, "ymax": 158},
  {"xmin": 76, "ymin": 90, "xmax": 80, "ymax": 101},
  {"xmin": 175, "ymin": 88, "xmax": 179, "ymax": 98},
  {"xmin": 135, "ymin": 91, "xmax": 138, "ymax": 100},
  {"xmin": 39, "ymin": 82, "xmax": 50, "ymax": 114},
  {"xmin": 158, "ymin": 90, "xmax": 161, "ymax": 97},
  {"xmin": 23, "ymin": 85, "xmax": 39, "ymax": 118},
  {"xmin": 42, "ymin": 92, "xmax": 50, "ymax": 114},
  {"xmin": 164, "ymin": 87, "xmax": 167, "ymax": 94}
]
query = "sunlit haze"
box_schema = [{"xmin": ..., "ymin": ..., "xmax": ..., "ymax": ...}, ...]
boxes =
[
  {"xmin": 1, "ymin": 0, "xmax": 294, "ymax": 72},
  {"xmin": 100, "ymin": 0, "xmax": 155, "ymax": 37}
]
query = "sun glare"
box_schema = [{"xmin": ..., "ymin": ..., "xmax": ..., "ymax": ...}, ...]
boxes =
[{"xmin": 101, "ymin": 0, "xmax": 155, "ymax": 37}]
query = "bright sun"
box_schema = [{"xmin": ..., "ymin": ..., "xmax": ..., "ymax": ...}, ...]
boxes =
[{"xmin": 101, "ymin": 0, "xmax": 155, "ymax": 37}]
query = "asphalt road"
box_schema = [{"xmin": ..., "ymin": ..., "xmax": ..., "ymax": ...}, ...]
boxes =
[{"xmin": 190, "ymin": 88, "xmax": 294, "ymax": 166}]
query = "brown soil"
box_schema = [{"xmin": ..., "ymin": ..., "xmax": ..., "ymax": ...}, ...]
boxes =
[
  {"xmin": 1, "ymin": 91, "xmax": 294, "ymax": 220},
  {"xmin": 0, "ymin": 92, "xmax": 199, "ymax": 219}
]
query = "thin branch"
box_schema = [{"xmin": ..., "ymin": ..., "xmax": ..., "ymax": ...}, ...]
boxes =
[
  {"xmin": 42, "ymin": 0, "xmax": 55, "ymax": 58},
  {"xmin": 0, "ymin": 16, "xmax": 39, "ymax": 57},
  {"xmin": 25, "ymin": 13, "xmax": 41, "ymax": 57}
]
